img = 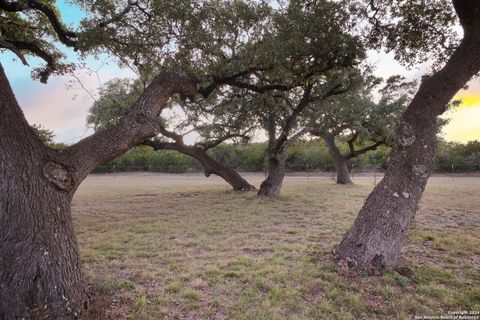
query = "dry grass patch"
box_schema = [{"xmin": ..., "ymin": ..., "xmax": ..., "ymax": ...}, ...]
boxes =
[{"xmin": 72, "ymin": 173, "xmax": 480, "ymax": 319}]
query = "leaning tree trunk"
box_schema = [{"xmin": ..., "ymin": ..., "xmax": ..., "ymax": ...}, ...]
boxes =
[
  {"xmin": 192, "ymin": 147, "xmax": 255, "ymax": 191},
  {"xmin": 334, "ymin": 21, "xmax": 480, "ymax": 269},
  {"xmin": 154, "ymin": 143, "xmax": 255, "ymax": 191},
  {"xmin": 258, "ymin": 151, "xmax": 286, "ymax": 198},
  {"xmin": 324, "ymin": 134, "xmax": 352, "ymax": 184},
  {"xmin": 0, "ymin": 64, "xmax": 197, "ymax": 318}
]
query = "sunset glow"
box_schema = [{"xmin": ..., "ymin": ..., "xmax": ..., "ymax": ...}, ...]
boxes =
[
  {"xmin": 455, "ymin": 94, "xmax": 480, "ymax": 107},
  {"xmin": 442, "ymin": 93, "xmax": 480, "ymax": 143}
]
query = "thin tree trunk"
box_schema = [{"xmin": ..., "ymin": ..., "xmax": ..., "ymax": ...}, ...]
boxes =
[
  {"xmin": 334, "ymin": 22, "xmax": 480, "ymax": 269},
  {"xmin": 335, "ymin": 157, "xmax": 352, "ymax": 185},
  {"xmin": 324, "ymin": 134, "xmax": 352, "ymax": 184},
  {"xmin": 258, "ymin": 150, "xmax": 286, "ymax": 198},
  {"xmin": 0, "ymin": 64, "xmax": 197, "ymax": 318}
]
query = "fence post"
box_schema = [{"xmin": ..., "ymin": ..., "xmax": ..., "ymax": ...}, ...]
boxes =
[
  {"xmin": 452, "ymin": 164, "xmax": 455, "ymax": 182},
  {"xmin": 306, "ymin": 163, "xmax": 309, "ymax": 180}
]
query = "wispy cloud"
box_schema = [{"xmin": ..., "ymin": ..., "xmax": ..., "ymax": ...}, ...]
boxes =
[
  {"xmin": 12, "ymin": 72, "xmax": 97, "ymax": 143},
  {"xmin": 5, "ymin": 61, "xmax": 134, "ymax": 144},
  {"xmin": 3, "ymin": 47, "xmax": 480, "ymax": 145}
]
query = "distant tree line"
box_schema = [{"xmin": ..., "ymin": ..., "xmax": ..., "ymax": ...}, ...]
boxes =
[
  {"xmin": 436, "ymin": 139, "xmax": 480, "ymax": 172},
  {"xmin": 92, "ymin": 138, "xmax": 480, "ymax": 174}
]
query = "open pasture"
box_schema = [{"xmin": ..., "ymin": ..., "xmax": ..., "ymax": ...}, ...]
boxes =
[{"xmin": 73, "ymin": 173, "xmax": 480, "ymax": 319}]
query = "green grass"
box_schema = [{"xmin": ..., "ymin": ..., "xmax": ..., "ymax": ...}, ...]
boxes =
[{"xmin": 73, "ymin": 173, "xmax": 480, "ymax": 319}]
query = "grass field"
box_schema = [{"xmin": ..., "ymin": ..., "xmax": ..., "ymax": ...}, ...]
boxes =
[{"xmin": 73, "ymin": 173, "xmax": 480, "ymax": 319}]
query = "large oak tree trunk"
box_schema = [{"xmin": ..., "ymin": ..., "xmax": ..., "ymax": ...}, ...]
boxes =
[
  {"xmin": 0, "ymin": 65, "xmax": 90, "ymax": 318},
  {"xmin": 324, "ymin": 134, "xmax": 352, "ymax": 184},
  {"xmin": 0, "ymin": 175, "xmax": 90, "ymax": 319},
  {"xmin": 334, "ymin": 13, "xmax": 480, "ymax": 269},
  {"xmin": 0, "ymin": 64, "xmax": 197, "ymax": 318},
  {"xmin": 258, "ymin": 151, "xmax": 286, "ymax": 198}
]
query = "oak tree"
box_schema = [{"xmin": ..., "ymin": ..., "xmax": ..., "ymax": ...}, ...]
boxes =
[
  {"xmin": 87, "ymin": 77, "xmax": 256, "ymax": 190},
  {"xmin": 334, "ymin": 0, "xmax": 480, "ymax": 269},
  {"xmin": 309, "ymin": 75, "xmax": 415, "ymax": 184},
  {"xmin": 0, "ymin": 1, "xmax": 197, "ymax": 318},
  {"xmin": 82, "ymin": 0, "xmax": 366, "ymax": 198}
]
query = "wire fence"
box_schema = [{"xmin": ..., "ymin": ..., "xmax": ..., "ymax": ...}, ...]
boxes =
[{"xmin": 93, "ymin": 162, "xmax": 480, "ymax": 175}]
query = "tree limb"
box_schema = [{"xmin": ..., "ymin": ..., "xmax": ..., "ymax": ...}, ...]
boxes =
[
  {"xmin": 197, "ymin": 66, "xmax": 288, "ymax": 98},
  {"xmin": 96, "ymin": 0, "xmax": 138, "ymax": 29},
  {"xmin": 345, "ymin": 140, "xmax": 385, "ymax": 160},
  {"xmin": 199, "ymin": 131, "xmax": 251, "ymax": 150},
  {"xmin": 283, "ymin": 127, "xmax": 311, "ymax": 149},
  {"xmin": 0, "ymin": 38, "xmax": 28, "ymax": 65},
  {"xmin": 272, "ymin": 82, "xmax": 347, "ymax": 154},
  {"xmin": 0, "ymin": 0, "xmax": 78, "ymax": 47},
  {"xmin": 158, "ymin": 125, "xmax": 185, "ymax": 144},
  {"xmin": 64, "ymin": 71, "xmax": 197, "ymax": 187},
  {"xmin": 323, "ymin": 132, "xmax": 346, "ymax": 162},
  {"xmin": 272, "ymin": 84, "xmax": 313, "ymax": 153},
  {"xmin": 7, "ymin": 39, "xmax": 56, "ymax": 83},
  {"xmin": 346, "ymin": 132, "xmax": 359, "ymax": 157}
]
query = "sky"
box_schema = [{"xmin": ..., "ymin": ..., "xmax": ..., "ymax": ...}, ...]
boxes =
[{"xmin": 1, "ymin": 1, "xmax": 479, "ymax": 144}]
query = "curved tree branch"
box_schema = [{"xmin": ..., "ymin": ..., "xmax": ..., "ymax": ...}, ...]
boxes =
[
  {"xmin": 199, "ymin": 131, "xmax": 251, "ymax": 150},
  {"xmin": 283, "ymin": 127, "xmax": 311, "ymax": 149},
  {"xmin": 346, "ymin": 132, "xmax": 359, "ymax": 156},
  {"xmin": 96, "ymin": 0, "xmax": 138, "ymax": 29},
  {"xmin": 273, "ymin": 82, "xmax": 347, "ymax": 154},
  {"xmin": 64, "ymin": 71, "xmax": 197, "ymax": 188},
  {"xmin": 197, "ymin": 66, "xmax": 288, "ymax": 98},
  {"xmin": 0, "ymin": 0, "xmax": 78, "ymax": 47},
  {"xmin": 158, "ymin": 125, "xmax": 185, "ymax": 144},
  {"xmin": 323, "ymin": 132, "xmax": 346, "ymax": 162},
  {"xmin": 0, "ymin": 38, "xmax": 28, "ymax": 65},
  {"xmin": 7, "ymin": 39, "xmax": 55, "ymax": 83},
  {"xmin": 143, "ymin": 137, "xmax": 255, "ymax": 191},
  {"xmin": 345, "ymin": 140, "xmax": 385, "ymax": 160}
]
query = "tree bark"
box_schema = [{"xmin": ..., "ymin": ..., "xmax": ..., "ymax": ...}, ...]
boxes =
[
  {"xmin": 334, "ymin": 9, "xmax": 480, "ymax": 270},
  {"xmin": 0, "ymin": 63, "xmax": 197, "ymax": 318},
  {"xmin": 0, "ymin": 64, "xmax": 90, "ymax": 319},
  {"xmin": 324, "ymin": 134, "xmax": 352, "ymax": 184},
  {"xmin": 147, "ymin": 141, "xmax": 255, "ymax": 191},
  {"xmin": 334, "ymin": 157, "xmax": 352, "ymax": 185},
  {"xmin": 258, "ymin": 150, "xmax": 286, "ymax": 198}
]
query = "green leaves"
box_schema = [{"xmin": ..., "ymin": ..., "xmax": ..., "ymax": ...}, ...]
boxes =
[
  {"xmin": 31, "ymin": 123, "xmax": 55, "ymax": 145},
  {"xmin": 348, "ymin": 0, "xmax": 460, "ymax": 68},
  {"xmin": 308, "ymin": 73, "xmax": 416, "ymax": 146},
  {"xmin": 0, "ymin": 0, "xmax": 78, "ymax": 81},
  {"xmin": 86, "ymin": 78, "xmax": 142, "ymax": 131}
]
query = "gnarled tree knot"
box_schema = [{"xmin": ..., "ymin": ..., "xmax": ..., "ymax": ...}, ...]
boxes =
[
  {"xmin": 43, "ymin": 162, "xmax": 74, "ymax": 191},
  {"xmin": 398, "ymin": 121, "xmax": 415, "ymax": 147}
]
